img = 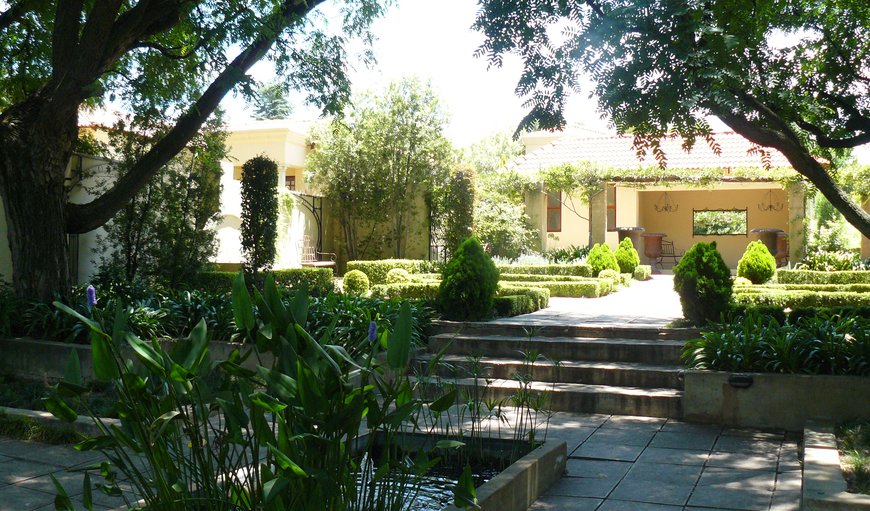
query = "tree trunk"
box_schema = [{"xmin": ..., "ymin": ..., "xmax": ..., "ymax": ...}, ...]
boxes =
[{"xmin": 0, "ymin": 98, "xmax": 77, "ymax": 301}]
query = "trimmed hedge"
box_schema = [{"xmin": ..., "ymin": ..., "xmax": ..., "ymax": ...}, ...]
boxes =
[
  {"xmin": 775, "ymin": 269, "xmax": 870, "ymax": 285},
  {"xmin": 343, "ymin": 270, "xmax": 370, "ymax": 296},
  {"xmin": 496, "ymin": 263, "xmax": 592, "ymax": 277},
  {"xmin": 632, "ymin": 265, "xmax": 652, "ymax": 281},
  {"xmin": 732, "ymin": 290, "xmax": 870, "ymax": 308},
  {"xmin": 496, "ymin": 285, "xmax": 550, "ymax": 309},
  {"xmin": 494, "ymin": 295, "xmax": 536, "ymax": 316},
  {"xmin": 502, "ymin": 280, "xmax": 603, "ymax": 298},
  {"xmin": 370, "ymin": 282, "xmax": 440, "ymax": 301},
  {"xmin": 346, "ymin": 259, "xmax": 443, "ymax": 285},
  {"xmin": 727, "ymin": 304, "xmax": 870, "ymax": 325},
  {"xmin": 194, "ymin": 268, "xmax": 334, "ymax": 295},
  {"xmin": 498, "ymin": 273, "xmax": 593, "ymax": 282},
  {"xmin": 734, "ymin": 283, "xmax": 870, "ymax": 293}
]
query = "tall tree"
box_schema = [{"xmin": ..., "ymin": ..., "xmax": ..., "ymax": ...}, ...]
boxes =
[
  {"xmin": 308, "ymin": 77, "xmax": 453, "ymax": 259},
  {"xmin": 474, "ymin": 0, "xmax": 870, "ymax": 238},
  {"xmin": 0, "ymin": 0, "xmax": 385, "ymax": 300},
  {"xmin": 95, "ymin": 115, "xmax": 226, "ymax": 287},
  {"xmin": 251, "ymin": 81, "xmax": 294, "ymax": 120}
]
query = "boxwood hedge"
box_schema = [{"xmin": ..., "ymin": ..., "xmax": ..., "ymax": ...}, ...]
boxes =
[
  {"xmin": 346, "ymin": 259, "xmax": 443, "ymax": 285},
  {"xmin": 194, "ymin": 268, "xmax": 334, "ymax": 295},
  {"xmin": 775, "ymin": 269, "xmax": 870, "ymax": 285},
  {"xmin": 496, "ymin": 263, "xmax": 593, "ymax": 277}
]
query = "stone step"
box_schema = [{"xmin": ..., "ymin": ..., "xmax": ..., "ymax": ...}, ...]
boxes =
[
  {"xmin": 417, "ymin": 354, "xmax": 684, "ymax": 390},
  {"xmin": 428, "ymin": 320, "xmax": 699, "ymax": 341},
  {"xmin": 429, "ymin": 334, "xmax": 686, "ymax": 365},
  {"xmin": 422, "ymin": 377, "xmax": 682, "ymax": 418}
]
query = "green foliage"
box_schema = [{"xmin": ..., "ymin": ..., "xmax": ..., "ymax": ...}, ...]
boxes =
[
  {"xmin": 683, "ymin": 311, "xmax": 870, "ymax": 375},
  {"xmin": 498, "ymin": 273, "xmax": 593, "ymax": 282},
  {"xmin": 473, "ymin": 170, "xmax": 539, "ymax": 259},
  {"xmin": 474, "ymin": 0, "xmax": 870, "ymax": 237},
  {"xmin": 307, "ymin": 78, "xmax": 453, "ymax": 260},
  {"xmin": 251, "ymin": 81, "xmax": 293, "ymax": 120},
  {"xmin": 496, "ymin": 263, "xmax": 593, "ymax": 277},
  {"xmin": 586, "ymin": 243, "xmax": 620, "ymax": 276},
  {"xmin": 496, "ymin": 285, "xmax": 550, "ymax": 309},
  {"xmin": 240, "ymin": 155, "xmax": 279, "ymax": 273},
  {"xmin": 430, "ymin": 164, "xmax": 476, "ymax": 257},
  {"xmin": 94, "ymin": 117, "xmax": 226, "ymax": 287},
  {"xmin": 776, "ymin": 269, "xmax": 870, "ymax": 285},
  {"xmin": 346, "ymin": 259, "xmax": 444, "ymax": 285},
  {"xmin": 342, "ymin": 270, "xmax": 370, "ymax": 296},
  {"xmin": 385, "ymin": 268, "xmax": 412, "ymax": 284},
  {"xmin": 673, "ymin": 242, "xmax": 733, "ymax": 326},
  {"xmin": 737, "ymin": 241, "xmax": 777, "ymax": 284},
  {"xmin": 46, "ymin": 275, "xmax": 441, "ymax": 510},
  {"xmin": 615, "ymin": 238, "xmax": 641, "ymax": 274},
  {"xmin": 194, "ymin": 269, "xmax": 334, "ymax": 296},
  {"xmin": 633, "ymin": 265, "xmax": 652, "ymax": 281},
  {"xmin": 493, "ymin": 295, "xmax": 536, "ymax": 317},
  {"xmin": 438, "ymin": 237, "xmax": 500, "ymax": 320},
  {"xmin": 459, "ymin": 130, "xmax": 525, "ymax": 175},
  {"xmin": 800, "ymin": 247, "xmax": 865, "ymax": 271},
  {"xmin": 0, "ymin": 413, "xmax": 80, "ymax": 445},
  {"xmin": 736, "ymin": 283, "xmax": 870, "ymax": 293},
  {"xmin": 544, "ymin": 244, "xmax": 590, "ymax": 264},
  {"xmin": 370, "ymin": 282, "xmax": 441, "ymax": 302},
  {"xmin": 732, "ymin": 290, "xmax": 870, "ymax": 309},
  {"xmin": 502, "ymin": 280, "xmax": 603, "ymax": 298}
]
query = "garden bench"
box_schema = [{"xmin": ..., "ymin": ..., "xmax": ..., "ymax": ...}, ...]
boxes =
[
  {"xmin": 656, "ymin": 239, "xmax": 683, "ymax": 269},
  {"xmin": 299, "ymin": 235, "xmax": 336, "ymax": 268}
]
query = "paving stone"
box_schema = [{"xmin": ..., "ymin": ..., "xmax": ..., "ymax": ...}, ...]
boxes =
[
  {"xmin": 550, "ymin": 412, "xmax": 611, "ymax": 429},
  {"xmin": 573, "ymin": 442, "xmax": 645, "ymax": 462},
  {"xmin": 602, "ymin": 416, "xmax": 666, "ymax": 431},
  {"xmin": 550, "ymin": 426, "xmax": 597, "ymax": 454},
  {"xmin": 0, "ymin": 460, "xmax": 63, "ymax": 486},
  {"xmin": 649, "ymin": 430, "xmax": 718, "ymax": 451},
  {"xmin": 636, "ymin": 447, "xmax": 709, "ymax": 466},
  {"xmin": 0, "ymin": 440, "xmax": 101, "ymax": 468},
  {"xmin": 587, "ymin": 427, "xmax": 656, "ymax": 447},
  {"xmin": 527, "ymin": 495, "xmax": 602, "ymax": 510},
  {"xmin": 6, "ymin": 468, "xmax": 88, "ymax": 496},
  {"xmin": 769, "ymin": 490, "xmax": 801, "ymax": 511},
  {"xmin": 720, "ymin": 427, "xmax": 785, "ymax": 440},
  {"xmin": 0, "ymin": 484, "xmax": 57, "ymax": 510},
  {"xmin": 610, "ymin": 461, "xmax": 702, "ymax": 506},
  {"xmin": 562, "ymin": 459, "xmax": 632, "ymax": 498},
  {"xmin": 697, "ymin": 467, "xmax": 777, "ymax": 492},
  {"xmin": 688, "ymin": 485, "xmax": 772, "ymax": 511},
  {"xmin": 774, "ymin": 471, "xmax": 802, "ymax": 492},
  {"xmin": 661, "ymin": 420, "xmax": 722, "ymax": 435},
  {"xmin": 706, "ymin": 450, "xmax": 780, "ymax": 471},
  {"xmin": 597, "ymin": 499, "xmax": 683, "ymax": 510},
  {"xmin": 713, "ymin": 434, "xmax": 782, "ymax": 454}
]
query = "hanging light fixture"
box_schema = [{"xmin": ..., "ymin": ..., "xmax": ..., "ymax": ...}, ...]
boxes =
[
  {"xmin": 758, "ymin": 190, "xmax": 784, "ymax": 212},
  {"xmin": 654, "ymin": 191, "xmax": 678, "ymax": 213}
]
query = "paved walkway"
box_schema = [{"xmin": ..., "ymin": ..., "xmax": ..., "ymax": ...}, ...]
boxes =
[
  {"xmin": 0, "ymin": 412, "xmax": 800, "ymax": 511},
  {"xmin": 539, "ymin": 413, "xmax": 801, "ymax": 511},
  {"xmin": 492, "ymin": 274, "xmax": 684, "ymax": 327}
]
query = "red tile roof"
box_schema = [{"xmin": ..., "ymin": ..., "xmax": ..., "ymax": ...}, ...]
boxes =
[{"xmin": 505, "ymin": 131, "xmax": 793, "ymax": 176}]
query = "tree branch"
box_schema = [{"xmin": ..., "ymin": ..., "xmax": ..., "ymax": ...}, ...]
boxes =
[
  {"xmin": 66, "ymin": 0, "xmax": 327, "ymax": 233},
  {"xmin": 51, "ymin": 0, "xmax": 84, "ymax": 75},
  {"xmin": 714, "ymin": 106, "xmax": 870, "ymax": 239},
  {"xmin": 796, "ymin": 119, "xmax": 870, "ymax": 149}
]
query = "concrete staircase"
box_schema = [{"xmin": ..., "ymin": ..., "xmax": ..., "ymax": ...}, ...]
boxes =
[{"xmin": 417, "ymin": 322, "xmax": 698, "ymax": 418}]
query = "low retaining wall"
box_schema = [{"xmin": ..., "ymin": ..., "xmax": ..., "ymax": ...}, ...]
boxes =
[
  {"xmin": 683, "ymin": 370, "xmax": 870, "ymax": 431},
  {"xmin": 0, "ymin": 337, "xmax": 262, "ymax": 382},
  {"xmin": 803, "ymin": 421, "xmax": 870, "ymax": 510}
]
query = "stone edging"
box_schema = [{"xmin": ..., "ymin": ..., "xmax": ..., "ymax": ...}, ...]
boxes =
[
  {"xmin": 443, "ymin": 438, "xmax": 566, "ymax": 511},
  {"xmin": 803, "ymin": 420, "xmax": 870, "ymax": 510}
]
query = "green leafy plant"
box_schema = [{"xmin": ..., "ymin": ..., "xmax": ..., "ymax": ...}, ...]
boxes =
[
  {"xmin": 632, "ymin": 265, "xmax": 652, "ymax": 281},
  {"xmin": 544, "ymin": 245, "xmax": 590, "ymax": 264},
  {"xmin": 438, "ymin": 237, "xmax": 500, "ymax": 320},
  {"xmin": 343, "ymin": 270, "xmax": 370, "ymax": 296},
  {"xmin": 386, "ymin": 268, "xmax": 413, "ymax": 284},
  {"xmin": 673, "ymin": 242, "xmax": 733, "ymax": 326},
  {"xmin": 737, "ymin": 241, "xmax": 777, "ymax": 284},
  {"xmin": 615, "ymin": 238, "xmax": 641, "ymax": 274},
  {"xmin": 586, "ymin": 243, "xmax": 620, "ymax": 276},
  {"xmin": 346, "ymin": 260, "xmax": 444, "ymax": 285},
  {"xmin": 240, "ymin": 155, "xmax": 279, "ymax": 274},
  {"xmin": 776, "ymin": 269, "xmax": 870, "ymax": 285}
]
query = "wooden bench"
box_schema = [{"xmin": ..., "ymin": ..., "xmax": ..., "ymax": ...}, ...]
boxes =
[
  {"xmin": 656, "ymin": 240, "xmax": 683, "ymax": 269},
  {"xmin": 299, "ymin": 235, "xmax": 336, "ymax": 268}
]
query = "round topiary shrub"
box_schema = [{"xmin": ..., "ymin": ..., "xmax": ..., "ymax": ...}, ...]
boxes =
[
  {"xmin": 737, "ymin": 241, "xmax": 777, "ymax": 284},
  {"xmin": 615, "ymin": 237, "xmax": 641, "ymax": 274},
  {"xmin": 733, "ymin": 276, "xmax": 753, "ymax": 286},
  {"xmin": 587, "ymin": 243, "xmax": 620, "ymax": 275},
  {"xmin": 438, "ymin": 237, "xmax": 499, "ymax": 320},
  {"xmin": 386, "ymin": 268, "xmax": 412, "ymax": 284},
  {"xmin": 598, "ymin": 268, "xmax": 620, "ymax": 280},
  {"xmin": 673, "ymin": 241, "xmax": 733, "ymax": 326},
  {"xmin": 343, "ymin": 270, "xmax": 370, "ymax": 296}
]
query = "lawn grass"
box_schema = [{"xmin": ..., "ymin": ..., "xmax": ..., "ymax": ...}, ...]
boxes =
[{"xmin": 838, "ymin": 420, "xmax": 870, "ymax": 495}]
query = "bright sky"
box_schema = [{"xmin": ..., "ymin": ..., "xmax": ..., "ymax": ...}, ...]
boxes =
[{"xmin": 221, "ymin": 0, "xmax": 611, "ymax": 147}]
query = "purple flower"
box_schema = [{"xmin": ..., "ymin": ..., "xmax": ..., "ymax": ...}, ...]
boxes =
[
  {"xmin": 368, "ymin": 321, "xmax": 378, "ymax": 343},
  {"xmin": 86, "ymin": 285, "xmax": 97, "ymax": 309}
]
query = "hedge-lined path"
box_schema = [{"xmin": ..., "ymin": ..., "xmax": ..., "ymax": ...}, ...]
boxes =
[{"xmin": 493, "ymin": 274, "xmax": 683, "ymax": 327}]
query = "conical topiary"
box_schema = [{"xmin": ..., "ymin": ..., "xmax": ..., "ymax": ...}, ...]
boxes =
[
  {"xmin": 438, "ymin": 237, "xmax": 499, "ymax": 320},
  {"xmin": 673, "ymin": 241, "xmax": 733, "ymax": 326},
  {"xmin": 615, "ymin": 237, "xmax": 641, "ymax": 274}
]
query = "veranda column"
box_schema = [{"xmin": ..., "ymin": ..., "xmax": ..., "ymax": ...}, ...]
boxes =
[
  {"xmin": 786, "ymin": 182, "xmax": 806, "ymax": 264},
  {"xmin": 862, "ymin": 199, "xmax": 870, "ymax": 260},
  {"xmin": 589, "ymin": 188, "xmax": 607, "ymax": 246}
]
